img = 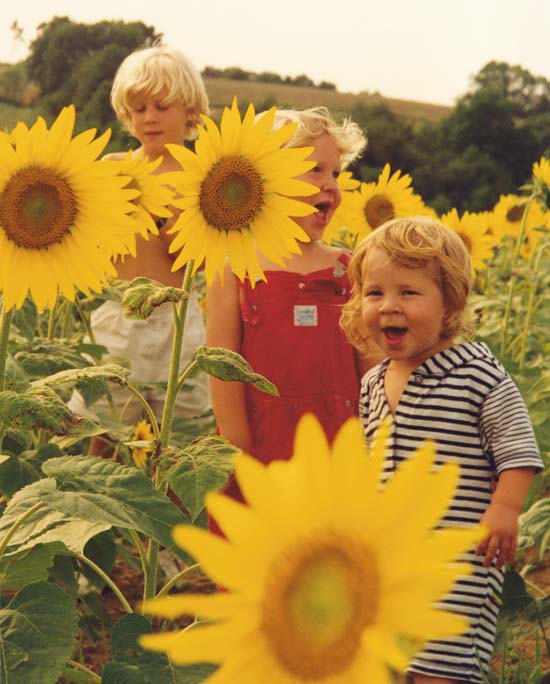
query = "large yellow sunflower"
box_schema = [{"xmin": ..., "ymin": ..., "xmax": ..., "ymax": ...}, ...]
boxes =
[
  {"xmin": 0, "ymin": 106, "xmax": 140, "ymax": 310},
  {"xmin": 141, "ymin": 415, "xmax": 482, "ymax": 684},
  {"xmin": 163, "ymin": 99, "xmax": 317, "ymax": 285},
  {"xmin": 440, "ymin": 208, "xmax": 495, "ymax": 273}
]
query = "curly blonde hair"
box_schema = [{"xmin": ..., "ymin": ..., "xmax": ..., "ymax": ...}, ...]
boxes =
[
  {"xmin": 271, "ymin": 106, "xmax": 367, "ymax": 168},
  {"xmin": 340, "ymin": 216, "xmax": 475, "ymax": 355},
  {"xmin": 110, "ymin": 45, "xmax": 209, "ymax": 140}
]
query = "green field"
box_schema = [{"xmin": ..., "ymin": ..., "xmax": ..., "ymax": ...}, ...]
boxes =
[{"xmin": 0, "ymin": 73, "xmax": 452, "ymax": 133}]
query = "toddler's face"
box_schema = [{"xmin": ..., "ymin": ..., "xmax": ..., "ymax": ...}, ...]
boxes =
[
  {"xmin": 361, "ymin": 248, "xmax": 452, "ymax": 368},
  {"xmin": 290, "ymin": 133, "xmax": 342, "ymax": 243},
  {"xmin": 128, "ymin": 87, "xmax": 189, "ymax": 158}
]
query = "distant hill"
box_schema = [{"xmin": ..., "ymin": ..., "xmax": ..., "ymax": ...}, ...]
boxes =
[{"xmin": 205, "ymin": 77, "xmax": 453, "ymax": 126}]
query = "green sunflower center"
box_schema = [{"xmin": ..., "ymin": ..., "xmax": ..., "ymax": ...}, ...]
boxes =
[
  {"xmin": 261, "ymin": 532, "xmax": 379, "ymax": 680},
  {"xmin": 364, "ymin": 194, "xmax": 394, "ymax": 228},
  {"xmin": 505, "ymin": 205, "xmax": 523, "ymax": 223},
  {"xmin": 199, "ymin": 155, "xmax": 264, "ymax": 231},
  {"xmin": 0, "ymin": 166, "xmax": 77, "ymax": 249}
]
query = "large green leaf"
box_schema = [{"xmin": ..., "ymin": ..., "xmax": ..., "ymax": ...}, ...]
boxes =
[
  {"xmin": 164, "ymin": 437, "xmax": 238, "ymax": 523},
  {"xmin": 121, "ymin": 277, "xmax": 185, "ymax": 320},
  {"xmin": 14, "ymin": 338, "xmax": 92, "ymax": 379},
  {"xmin": 195, "ymin": 346, "xmax": 278, "ymax": 395},
  {"xmin": 31, "ymin": 363, "xmax": 131, "ymax": 389},
  {"xmin": 0, "ymin": 479, "xmax": 111, "ymax": 553},
  {"xmin": 0, "ymin": 581, "xmax": 78, "ymax": 684},
  {"xmin": 0, "ymin": 543, "xmax": 63, "ymax": 591},
  {"xmin": 41, "ymin": 456, "xmax": 188, "ymax": 551},
  {"xmin": 0, "ymin": 386, "xmax": 77, "ymax": 433},
  {"xmin": 100, "ymin": 613, "xmax": 216, "ymax": 684}
]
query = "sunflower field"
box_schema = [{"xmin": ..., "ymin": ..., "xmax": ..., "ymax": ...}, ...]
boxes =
[{"xmin": 0, "ymin": 102, "xmax": 549, "ymax": 684}]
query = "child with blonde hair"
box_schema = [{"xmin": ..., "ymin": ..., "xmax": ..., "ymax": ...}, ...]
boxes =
[
  {"xmin": 206, "ymin": 106, "xmax": 375, "ymax": 467},
  {"xmin": 69, "ymin": 45, "xmax": 211, "ymax": 451},
  {"xmin": 342, "ymin": 216, "xmax": 542, "ymax": 683}
]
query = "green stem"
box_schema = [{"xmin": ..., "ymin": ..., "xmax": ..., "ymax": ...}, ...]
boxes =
[
  {"xmin": 0, "ymin": 502, "xmax": 45, "ymax": 561},
  {"xmin": 176, "ymin": 359, "xmax": 198, "ymax": 393},
  {"xmin": 155, "ymin": 562, "xmax": 200, "ymax": 599},
  {"xmin": 65, "ymin": 660, "xmax": 102, "ymax": 683},
  {"xmin": 0, "ymin": 301, "xmax": 13, "ymax": 392},
  {"xmin": 47, "ymin": 302, "xmax": 57, "ymax": 340},
  {"xmin": 126, "ymin": 382, "xmax": 161, "ymax": 442},
  {"xmin": 499, "ymin": 195, "xmax": 535, "ymax": 357},
  {"xmin": 74, "ymin": 551, "xmax": 133, "ymax": 614},
  {"xmin": 144, "ymin": 260, "xmax": 195, "ymax": 603}
]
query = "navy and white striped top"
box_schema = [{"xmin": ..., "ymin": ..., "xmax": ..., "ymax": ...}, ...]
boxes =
[{"xmin": 360, "ymin": 341, "xmax": 542, "ymax": 682}]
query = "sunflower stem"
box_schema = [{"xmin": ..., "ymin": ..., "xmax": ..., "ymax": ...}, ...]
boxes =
[
  {"xmin": 499, "ymin": 195, "xmax": 534, "ymax": 357},
  {"xmin": 0, "ymin": 502, "xmax": 45, "ymax": 562},
  {"xmin": 74, "ymin": 551, "xmax": 133, "ymax": 614},
  {"xmin": 143, "ymin": 261, "xmax": 195, "ymax": 603},
  {"xmin": 0, "ymin": 301, "xmax": 13, "ymax": 393},
  {"xmin": 155, "ymin": 562, "xmax": 200, "ymax": 599}
]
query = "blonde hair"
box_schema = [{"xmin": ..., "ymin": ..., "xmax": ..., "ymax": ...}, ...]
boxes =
[
  {"xmin": 340, "ymin": 216, "xmax": 475, "ymax": 354},
  {"xmin": 110, "ymin": 45, "xmax": 209, "ymax": 140},
  {"xmin": 272, "ymin": 106, "xmax": 366, "ymax": 168}
]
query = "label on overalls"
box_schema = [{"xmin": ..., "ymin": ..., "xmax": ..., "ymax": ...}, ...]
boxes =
[{"xmin": 294, "ymin": 305, "xmax": 318, "ymax": 326}]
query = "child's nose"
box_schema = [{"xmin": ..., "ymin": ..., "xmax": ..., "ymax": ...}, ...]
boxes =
[{"xmin": 379, "ymin": 295, "xmax": 401, "ymax": 313}]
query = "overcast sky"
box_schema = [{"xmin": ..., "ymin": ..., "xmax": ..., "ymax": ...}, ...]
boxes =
[{"xmin": 1, "ymin": 0, "xmax": 548, "ymax": 106}]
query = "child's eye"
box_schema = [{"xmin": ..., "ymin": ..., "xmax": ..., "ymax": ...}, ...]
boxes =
[
  {"xmin": 364, "ymin": 289, "xmax": 382, "ymax": 297},
  {"xmin": 402, "ymin": 289, "xmax": 418, "ymax": 296}
]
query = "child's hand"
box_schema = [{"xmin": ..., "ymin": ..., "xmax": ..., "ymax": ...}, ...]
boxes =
[{"xmin": 476, "ymin": 503, "xmax": 519, "ymax": 569}]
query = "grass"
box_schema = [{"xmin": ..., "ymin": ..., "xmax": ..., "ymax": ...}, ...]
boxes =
[{"xmin": 204, "ymin": 76, "xmax": 453, "ymax": 125}]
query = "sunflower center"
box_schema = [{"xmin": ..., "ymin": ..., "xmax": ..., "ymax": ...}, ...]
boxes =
[
  {"xmin": 261, "ymin": 532, "xmax": 379, "ymax": 680},
  {"xmin": 364, "ymin": 194, "xmax": 394, "ymax": 228},
  {"xmin": 199, "ymin": 155, "xmax": 264, "ymax": 231},
  {"xmin": 0, "ymin": 166, "xmax": 77, "ymax": 249},
  {"xmin": 459, "ymin": 233, "xmax": 472, "ymax": 253},
  {"xmin": 505, "ymin": 205, "xmax": 523, "ymax": 223}
]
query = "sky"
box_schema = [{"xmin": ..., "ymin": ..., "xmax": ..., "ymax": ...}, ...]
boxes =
[{"xmin": 1, "ymin": 0, "xmax": 549, "ymax": 106}]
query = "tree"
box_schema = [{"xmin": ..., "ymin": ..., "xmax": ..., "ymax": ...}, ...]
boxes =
[{"xmin": 26, "ymin": 16, "xmax": 159, "ymax": 142}]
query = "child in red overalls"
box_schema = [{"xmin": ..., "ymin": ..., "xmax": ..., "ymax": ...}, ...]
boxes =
[{"xmin": 206, "ymin": 107, "xmax": 377, "ymax": 475}]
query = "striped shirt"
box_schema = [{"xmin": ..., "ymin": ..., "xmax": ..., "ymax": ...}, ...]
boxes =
[{"xmin": 360, "ymin": 342, "xmax": 542, "ymax": 682}]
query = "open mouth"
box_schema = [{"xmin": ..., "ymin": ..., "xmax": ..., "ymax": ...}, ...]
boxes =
[
  {"xmin": 314, "ymin": 201, "xmax": 331, "ymax": 217},
  {"xmin": 382, "ymin": 326, "xmax": 408, "ymax": 341}
]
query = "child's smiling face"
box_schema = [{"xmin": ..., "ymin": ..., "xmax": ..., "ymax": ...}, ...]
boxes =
[
  {"xmin": 361, "ymin": 247, "xmax": 453, "ymax": 368},
  {"xmin": 291, "ymin": 133, "xmax": 342, "ymax": 242}
]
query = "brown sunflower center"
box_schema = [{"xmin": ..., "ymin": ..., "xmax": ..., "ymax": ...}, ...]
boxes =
[
  {"xmin": 505, "ymin": 205, "xmax": 523, "ymax": 223},
  {"xmin": 261, "ymin": 532, "xmax": 379, "ymax": 680},
  {"xmin": 0, "ymin": 166, "xmax": 77, "ymax": 249},
  {"xmin": 364, "ymin": 194, "xmax": 394, "ymax": 228},
  {"xmin": 199, "ymin": 155, "xmax": 264, "ymax": 231}
]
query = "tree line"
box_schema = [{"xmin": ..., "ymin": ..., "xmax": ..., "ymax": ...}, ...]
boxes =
[{"xmin": 1, "ymin": 16, "xmax": 549, "ymax": 213}]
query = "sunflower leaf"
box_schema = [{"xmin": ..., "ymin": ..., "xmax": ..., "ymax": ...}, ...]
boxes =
[
  {"xmin": 14, "ymin": 339, "xmax": 92, "ymax": 379},
  {"xmin": 31, "ymin": 362, "xmax": 131, "ymax": 389},
  {"xmin": 0, "ymin": 542, "xmax": 63, "ymax": 591},
  {"xmin": 0, "ymin": 386, "xmax": 78, "ymax": 433},
  {"xmin": 164, "ymin": 436, "xmax": 238, "ymax": 522},
  {"xmin": 0, "ymin": 581, "xmax": 78, "ymax": 684},
  {"xmin": 40, "ymin": 455, "xmax": 188, "ymax": 553},
  {"xmin": 102, "ymin": 613, "xmax": 217, "ymax": 684},
  {"xmin": 195, "ymin": 346, "xmax": 278, "ymax": 395},
  {"xmin": 121, "ymin": 277, "xmax": 185, "ymax": 320}
]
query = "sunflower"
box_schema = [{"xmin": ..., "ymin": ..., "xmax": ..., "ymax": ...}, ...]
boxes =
[
  {"xmin": 141, "ymin": 414, "xmax": 482, "ymax": 684},
  {"xmin": 323, "ymin": 172, "xmax": 362, "ymax": 248},
  {"xmin": 163, "ymin": 99, "xmax": 317, "ymax": 285},
  {"xmin": 130, "ymin": 419, "xmax": 155, "ymax": 469},
  {"xmin": 440, "ymin": 208, "xmax": 495, "ymax": 272},
  {"xmin": 491, "ymin": 193, "xmax": 545, "ymax": 242},
  {"xmin": 532, "ymin": 156, "xmax": 550, "ymax": 188},
  {"xmin": 109, "ymin": 152, "xmax": 176, "ymax": 253},
  {"xmin": 0, "ymin": 106, "xmax": 140, "ymax": 310}
]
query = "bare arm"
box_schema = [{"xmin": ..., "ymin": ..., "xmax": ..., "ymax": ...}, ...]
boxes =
[
  {"xmin": 476, "ymin": 467, "xmax": 536, "ymax": 569},
  {"xmin": 205, "ymin": 264, "xmax": 253, "ymax": 453}
]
